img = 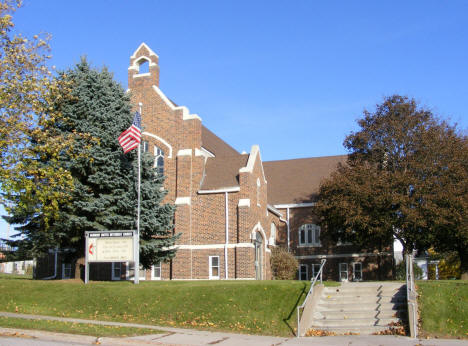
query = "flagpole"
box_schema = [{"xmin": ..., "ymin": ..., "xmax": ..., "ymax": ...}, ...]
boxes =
[{"xmin": 135, "ymin": 103, "xmax": 142, "ymax": 285}]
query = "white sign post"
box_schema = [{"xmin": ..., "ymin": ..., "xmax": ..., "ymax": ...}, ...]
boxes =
[{"xmin": 85, "ymin": 231, "xmax": 135, "ymax": 284}]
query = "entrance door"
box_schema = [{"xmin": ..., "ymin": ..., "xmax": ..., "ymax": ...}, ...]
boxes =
[
  {"xmin": 353, "ymin": 262, "xmax": 362, "ymax": 281},
  {"xmin": 254, "ymin": 232, "xmax": 263, "ymax": 280},
  {"xmin": 339, "ymin": 263, "xmax": 348, "ymax": 281}
]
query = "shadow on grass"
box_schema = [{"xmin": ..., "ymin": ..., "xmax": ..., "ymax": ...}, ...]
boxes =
[{"xmin": 283, "ymin": 281, "xmax": 307, "ymax": 337}]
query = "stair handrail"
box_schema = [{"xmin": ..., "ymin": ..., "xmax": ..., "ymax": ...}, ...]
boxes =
[
  {"xmin": 406, "ymin": 253, "xmax": 418, "ymax": 338},
  {"xmin": 296, "ymin": 258, "xmax": 326, "ymax": 337}
]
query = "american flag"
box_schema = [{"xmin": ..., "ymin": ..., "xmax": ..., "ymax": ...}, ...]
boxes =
[{"xmin": 118, "ymin": 111, "xmax": 141, "ymax": 153}]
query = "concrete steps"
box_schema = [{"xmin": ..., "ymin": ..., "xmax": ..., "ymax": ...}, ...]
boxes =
[{"xmin": 307, "ymin": 282, "xmax": 407, "ymax": 335}]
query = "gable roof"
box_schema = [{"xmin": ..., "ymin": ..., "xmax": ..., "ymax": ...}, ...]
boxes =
[
  {"xmin": 200, "ymin": 154, "xmax": 249, "ymax": 191},
  {"xmin": 263, "ymin": 155, "xmax": 347, "ymax": 205},
  {"xmin": 201, "ymin": 126, "xmax": 239, "ymax": 157}
]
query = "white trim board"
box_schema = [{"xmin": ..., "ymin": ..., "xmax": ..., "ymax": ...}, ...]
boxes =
[
  {"xmin": 274, "ymin": 203, "xmax": 316, "ymax": 209},
  {"xmin": 198, "ymin": 187, "xmax": 240, "ymax": 194},
  {"xmin": 151, "ymin": 86, "xmax": 201, "ymax": 121},
  {"xmin": 296, "ymin": 252, "xmax": 392, "ymax": 260},
  {"xmin": 176, "ymin": 243, "xmax": 254, "ymax": 250}
]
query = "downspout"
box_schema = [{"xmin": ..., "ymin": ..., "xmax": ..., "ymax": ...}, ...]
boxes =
[
  {"xmin": 224, "ymin": 191, "xmax": 229, "ymax": 279},
  {"xmin": 43, "ymin": 248, "xmax": 58, "ymax": 280}
]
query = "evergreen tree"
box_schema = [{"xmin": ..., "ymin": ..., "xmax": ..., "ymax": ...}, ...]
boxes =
[{"xmin": 8, "ymin": 59, "xmax": 178, "ymax": 268}]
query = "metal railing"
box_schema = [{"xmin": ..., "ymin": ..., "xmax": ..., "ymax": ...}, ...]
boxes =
[
  {"xmin": 406, "ymin": 253, "xmax": 418, "ymax": 338},
  {"xmin": 296, "ymin": 259, "xmax": 326, "ymax": 337}
]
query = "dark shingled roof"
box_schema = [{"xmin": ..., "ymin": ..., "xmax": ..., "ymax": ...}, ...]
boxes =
[
  {"xmin": 263, "ymin": 155, "xmax": 347, "ymax": 205},
  {"xmin": 201, "ymin": 126, "xmax": 239, "ymax": 157},
  {"xmin": 200, "ymin": 154, "xmax": 249, "ymax": 190}
]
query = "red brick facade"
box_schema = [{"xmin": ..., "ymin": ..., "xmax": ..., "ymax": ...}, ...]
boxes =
[{"xmin": 35, "ymin": 43, "xmax": 393, "ymax": 282}]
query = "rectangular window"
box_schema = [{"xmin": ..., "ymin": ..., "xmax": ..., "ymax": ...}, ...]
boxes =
[
  {"xmin": 311, "ymin": 263, "xmax": 321, "ymax": 279},
  {"xmin": 142, "ymin": 141, "xmax": 149, "ymax": 153},
  {"xmin": 339, "ymin": 263, "xmax": 348, "ymax": 281},
  {"xmin": 62, "ymin": 263, "xmax": 72, "ymax": 279},
  {"xmin": 209, "ymin": 256, "xmax": 220, "ymax": 279},
  {"xmin": 112, "ymin": 262, "xmax": 121, "ymax": 280},
  {"xmin": 299, "ymin": 264, "xmax": 308, "ymax": 281},
  {"xmin": 353, "ymin": 262, "xmax": 362, "ymax": 281},
  {"xmin": 299, "ymin": 224, "xmax": 321, "ymax": 246},
  {"xmin": 151, "ymin": 262, "xmax": 161, "ymax": 280},
  {"xmin": 125, "ymin": 263, "xmax": 146, "ymax": 281}
]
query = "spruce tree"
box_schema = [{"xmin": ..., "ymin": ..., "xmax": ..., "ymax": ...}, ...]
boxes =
[{"xmin": 8, "ymin": 59, "xmax": 177, "ymax": 269}]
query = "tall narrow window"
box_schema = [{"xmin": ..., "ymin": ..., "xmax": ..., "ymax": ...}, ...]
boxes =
[
  {"xmin": 112, "ymin": 262, "xmax": 121, "ymax": 280},
  {"xmin": 311, "ymin": 263, "xmax": 321, "ymax": 279},
  {"xmin": 154, "ymin": 146, "xmax": 164, "ymax": 175},
  {"xmin": 151, "ymin": 262, "xmax": 161, "ymax": 280},
  {"xmin": 269, "ymin": 223, "xmax": 276, "ymax": 245},
  {"xmin": 298, "ymin": 224, "xmax": 321, "ymax": 246},
  {"xmin": 299, "ymin": 264, "xmax": 308, "ymax": 280},
  {"xmin": 62, "ymin": 263, "xmax": 72, "ymax": 279},
  {"xmin": 142, "ymin": 141, "xmax": 149, "ymax": 153},
  {"xmin": 256, "ymin": 178, "xmax": 261, "ymax": 206},
  {"xmin": 209, "ymin": 256, "xmax": 220, "ymax": 279}
]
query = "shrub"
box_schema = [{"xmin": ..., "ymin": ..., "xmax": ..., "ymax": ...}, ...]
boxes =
[{"xmin": 271, "ymin": 247, "xmax": 298, "ymax": 280}]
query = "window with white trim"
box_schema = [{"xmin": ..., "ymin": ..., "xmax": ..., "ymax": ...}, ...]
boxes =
[
  {"xmin": 298, "ymin": 224, "xmax": 321, "ymax": 246},
  {"xmin": 209, "ymin": 256, "xmax": 220, "ymax": 279},
  {"xmin": 151, "ymin": 262, "xmax": 161, "ymax": 280},
  {"xmin": 138, "ymin": 58, "xmax": 149, "ymax": 74},
  {"xmin": 269, "ymin": 223, "xmax": 276, "ymax": 246},
  {"xmin": 299, "ymin": 264, "xmax": 308, "ymax": 281},
  {"xmin": 112, "ymin": 262, "xmax": 121, "ymax": 280},
  {"xmin": 142, "ymin": 141, "xmax": 149, "ymax": 153},
  {"xmin": 62, "ymin": 263, "xmax": 72, "ymax": 279},
  {"xmin": 311, "ymin": 263, "xmax": 321, "ymax": 279},
  {"xmin": 154, "ymin": 146, "xmax": 164, "ymax": 175}
]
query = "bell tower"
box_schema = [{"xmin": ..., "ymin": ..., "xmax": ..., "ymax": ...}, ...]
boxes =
[{"xmin": 128, "ymin": 42, "xmax": 160, "ymax": 89}]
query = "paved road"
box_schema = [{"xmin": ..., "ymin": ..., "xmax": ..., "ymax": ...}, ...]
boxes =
[{"xmin": 0, "ymin": 312, "xmax": 466, "ymax": 346}]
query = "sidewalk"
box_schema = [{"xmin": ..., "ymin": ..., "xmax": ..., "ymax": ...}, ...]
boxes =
[{"xmin": 0, "ymin": 312, "xmax": 466, "ymax": 346}]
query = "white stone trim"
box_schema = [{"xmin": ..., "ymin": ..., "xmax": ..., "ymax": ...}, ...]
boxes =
[
  {"xmin": 130, "ymin": 42, "xmax": 159, "ymax": 59},
  {"xmin": 238, "ymin": 199, "xmax": 250, "ymax": 207},
  {"xmin": 133, "ymin": 72, "xmax": 151, "ymax": 78},
  {"xmin": 176, "ymin": 243, "xmax": 254, "ymax": 250},
  {"xmin": 175, "ymin": 197, "xmax": 191, "ymax": 205},
  {"xmin": 177, "ymin": 149, "xmax": 192, "ymax": 157},
  {"xmin": 274, "ymin": 203, "xmax": 316, "ymax": 209},
  {"xmin": 267, "ymin": 204, "xmax": 283, "ymax": 217},
  {"xmin": 200, "ymin": 147, "xmax": 215, "ymax": 157},
  {"xmin": 151, "ymin": 86, "xmax": 201, "ymax": 121},
  {"xmin": 239, "ymin": 145, "xmax": 267, "ymax": 184},
  {"xmin": 198, "ymin": 187, "xmax": 240, "ymax": 194},
  {"xmin": 296, "ymin": 252, "xmax": 392, "ymax": 260},
  {"xmin": 142, "ymin": 132, "xmax": 173, "ymax": 158},
  {"xmin": 250, "ymin": 222, "xmax": 268, "ymax": 253}
]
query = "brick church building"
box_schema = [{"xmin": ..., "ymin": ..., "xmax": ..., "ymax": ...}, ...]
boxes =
[{"xmin": 36, "ymin": 43, "xmax": 393, "ymax": 282}]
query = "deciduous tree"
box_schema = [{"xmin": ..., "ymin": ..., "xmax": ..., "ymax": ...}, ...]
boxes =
[{"xmin": 316, "ymin": 95, "xmax": 468, "ymax": 278}]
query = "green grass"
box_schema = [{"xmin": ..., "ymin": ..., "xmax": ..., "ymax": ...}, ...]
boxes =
[
  {"xmin": 0, "ymin": 316, "xmax": 161, "ymax": 337},
  {"xmin": 0, "ymin": 275, "xmax": 338, "ymax": 336},
  {"xmin": 418, "ymin": 280, "xmax": 468, "ymax": 338}
]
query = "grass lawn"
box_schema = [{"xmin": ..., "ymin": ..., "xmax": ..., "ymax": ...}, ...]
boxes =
[
  {"xmin": 0, "ymin": 316, "xmax": 161, "ymax": 337},
  {"xmin": 418, "ymin": 280, "xmax": 468, "ymax": 338},
  {"xmin": 0, "ymin": 274, "xmax": 338, "ymax": 337}
]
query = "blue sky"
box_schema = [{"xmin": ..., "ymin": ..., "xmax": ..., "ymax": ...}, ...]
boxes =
[{"xmin": 2, "ymin": 1, "xmax": 467, "ymax": 239}]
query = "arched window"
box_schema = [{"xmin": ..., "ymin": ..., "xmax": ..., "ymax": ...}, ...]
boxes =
[
  {"xmin": 298, "ymin": 224, "xmax": 321, "ymax": 247},
  {"xmin": 269, "ymin": 223, "xmax": 277, "ymax": 246},
  {"xmin": 138, "ymin": 58, "xmax": 149, "ymax": 74},
  {"xmin": 154, "ymin": 146, "xmax": 164, "ymax": 175}
]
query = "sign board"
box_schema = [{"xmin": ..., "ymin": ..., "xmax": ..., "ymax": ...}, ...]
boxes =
[{"xmin": 86, "ymin": 231, "xmax": 134, "ymax": 262}]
